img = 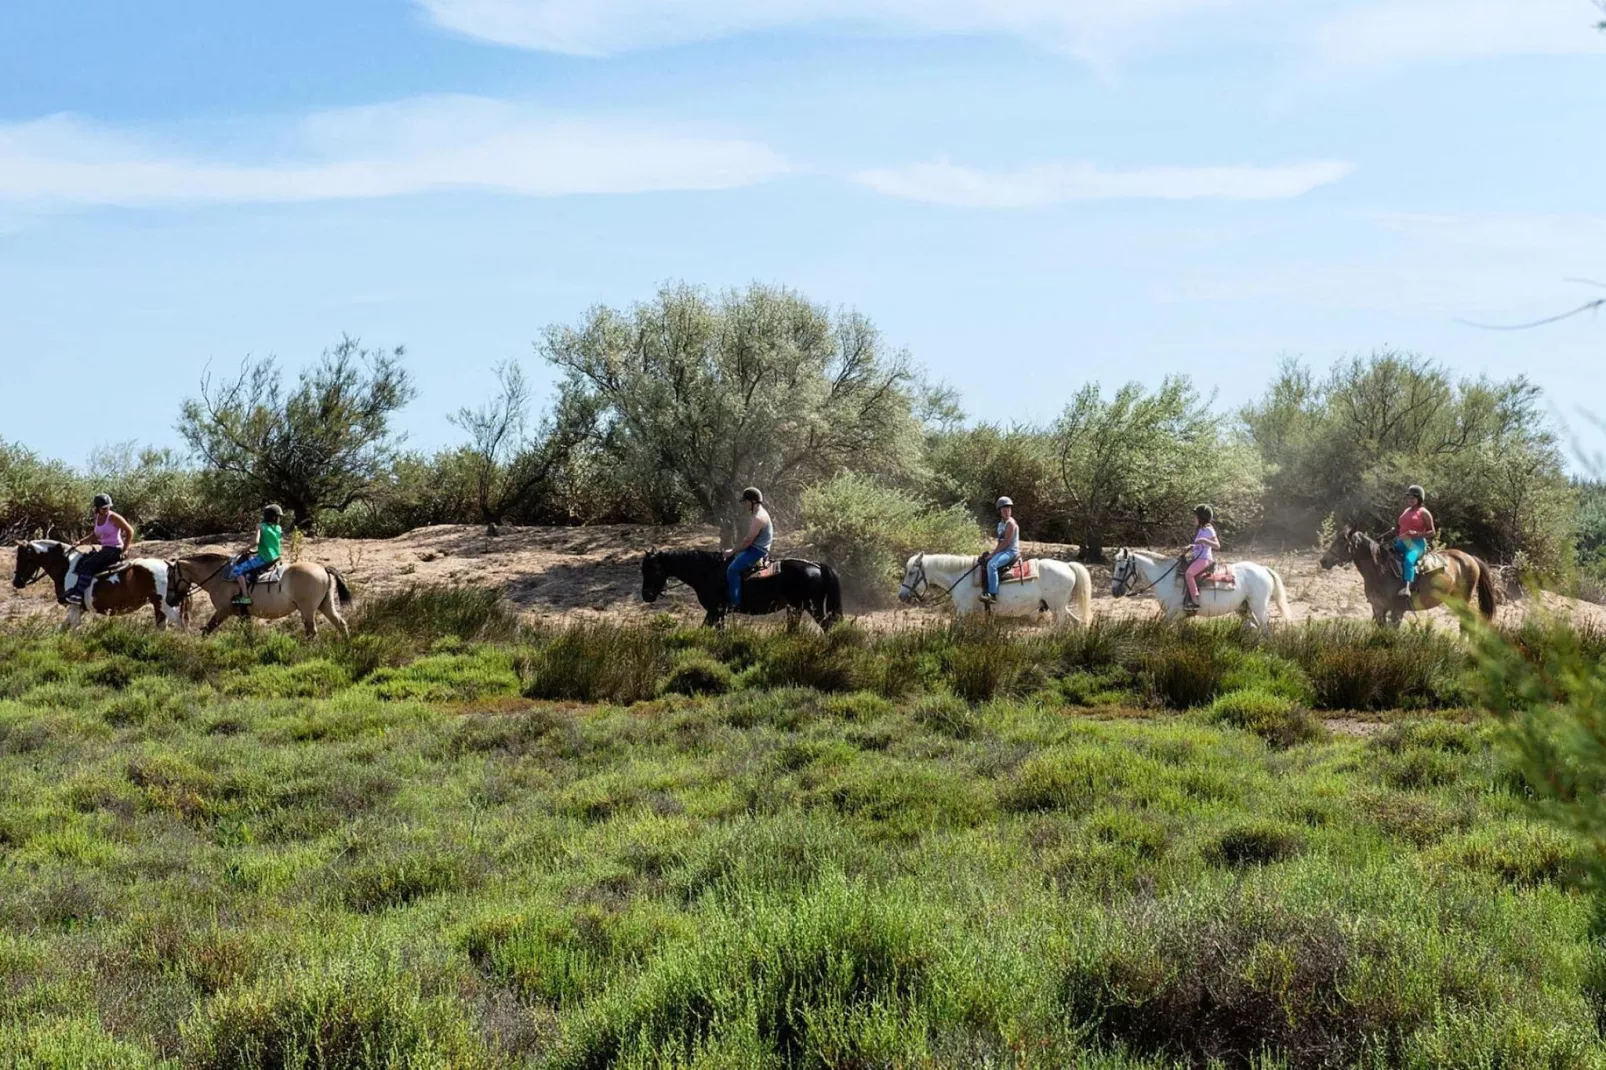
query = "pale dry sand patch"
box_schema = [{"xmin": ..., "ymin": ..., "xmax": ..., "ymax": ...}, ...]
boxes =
[{"xmin": 6, "ymin": 526, "xmax": 1603, "ymax": 632}]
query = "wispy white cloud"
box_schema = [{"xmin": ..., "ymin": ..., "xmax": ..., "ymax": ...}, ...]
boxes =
[
  {"xmin": 1313, "ymin": 0, "xmax": 1606, "ymax": 70},
  {"xmin": 853, "ymin": 158, "xmax": 1355, "ymax": 207},
  {"xmin": 413, "ymin": 0, "xmax": 1241, "ymax": 59},
  {"xmin": 0, "ymin": 96, "xmax": 788, "ymax": 208},
  {"xmin": 416, "ymin": 0, "xmax": 1606, "ymax": 72}
]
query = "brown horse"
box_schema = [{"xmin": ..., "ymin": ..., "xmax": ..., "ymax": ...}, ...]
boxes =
[
  {"xmin": 12, "ymin": 540, "xmax": 180, "ymax": 629},
  {"xmin": 1319, "ymin": 527, "xmax": 1496, "ymax": 628},
  {"xmin": 167, "ymin": 552, "xmax": 352, "ymax": 637}
]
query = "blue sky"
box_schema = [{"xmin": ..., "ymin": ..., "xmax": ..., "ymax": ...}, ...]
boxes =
[{"xmin": 3, "ymin": 0, "xmax": 1604, "ymax": 471}]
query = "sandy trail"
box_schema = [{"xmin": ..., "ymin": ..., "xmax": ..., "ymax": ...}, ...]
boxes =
[{"xmin": 6, "ymin": 525, "xmax": 1602, "ymax": 632}]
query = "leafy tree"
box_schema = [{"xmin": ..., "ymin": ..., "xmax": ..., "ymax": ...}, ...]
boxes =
[
  {"xmin": 1055, "ymin": 377, "xmax": 1262, "ymax": 561},
  {"xmin": 543, "ymin": 282, "xmax": 923, "ymax": 541},
  {"xmin": 0, "ymin": 438, "xmax": 82, "ymax": 538},
  {"xmin": 1242, "ymin": 351, "xmax": 1573, "ymax": 573},
  {"xmin": 177, "ymin": 337, "xmax": 415, "ymax": 533},
  {"xmin": 449, "ymin": 362, "xmax": 598, "ymax": 528},
  {"xmin": 802, "ymin": 472, "xmax": 979, "ymax": 603},
  {"xmin": 925, "ymin": 423, "xmax": 1074, "ymax": 542}
]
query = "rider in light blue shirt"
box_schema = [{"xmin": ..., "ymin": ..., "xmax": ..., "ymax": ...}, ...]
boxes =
[
  {"xmin": 981, "ymin": 496, "xmax": 1020, "ymax": 604},
  {"xmin": 725, "ymin": 487, "xmax": 773, "ymax": 609}
]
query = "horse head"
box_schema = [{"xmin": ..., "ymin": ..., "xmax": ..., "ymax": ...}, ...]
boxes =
[
  {"xmin": 1109, "ymin": 548, "xmax": 1135, "ymax": 597},
  {"xmin": 641, "ymin": 549, "xmax": 667, "ymax": 603},
  {"xmin": 1318, "ymin": 527, "xmax": 1353, "ymax": 571},
  {"xmin": 896, "ymin": 552, "xmax": 925, "ymax": 604},
  {"xmin": 13, "ymin": 540, "xmax": 61, "ymax": 590}
]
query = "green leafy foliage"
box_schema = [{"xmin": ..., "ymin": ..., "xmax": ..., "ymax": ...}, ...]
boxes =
[{"xmin": 801, "ymin": 472, "xmax": 978, "ymax": 603}]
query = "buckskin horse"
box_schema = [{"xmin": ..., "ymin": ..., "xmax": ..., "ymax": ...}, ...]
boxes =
[
  {"xmin": 167, "ymin": 552, "xmax": 352, "ymax": 637},
  {"xmin": 897, "ymin": 552, "xmax": 1093, "ymax": 626},
  {"xmin": 1320, "ymin": 526, "xmax": 1495, "ymax": 629},
  {"xmin": 1109, "ymin": 548, "xmax": 1290, "ymax": 630},
  {"xmin": 12, "ymin": 540, "xmax": 180, "ymax": 628},
  {"xmin": 641, "ymin": 549, "xmax": 843, "ymax": 629}
]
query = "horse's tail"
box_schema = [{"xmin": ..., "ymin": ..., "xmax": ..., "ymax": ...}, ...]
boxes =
[
  {"xmin": 328, "ymin": 566, "xmax": 353, "ymax": 608},
  {"xmin": 1473, "ymin": 556, "xmax": 1497, "ymax": 620},
  {"xmin": 1269, "ymin": 567, "xmax": 1291, "ymax": 621},
  {"xmin": 1070, "ymin": 560, "xmax": 1093, "ymax": 625},
  {"xmin": 821, "ymin": 564, "xmax": 844, "ymax": 627}
]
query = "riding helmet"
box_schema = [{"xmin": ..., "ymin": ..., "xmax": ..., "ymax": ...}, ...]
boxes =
[
  {"xmin": 1406, "ymin": 485, "xmax": 1425, "ymax": 503},
  {"xmin": 1195, "ymin": 504, "xmax": 1214, "ymax": 523},
  {"xmin": 996, "ymin": 496, "xmax": 1014, "ymax": 510},
  {"xmin": 740, "ymin": 487, "xmax": 763, "ymax": 505},
  {"xmin": 263, "ymin": 504, "xmax": 284, "ymax": 520},
  {"xmin": 92, "ymin": 493, "xmax": 112, "ymax": 510}
]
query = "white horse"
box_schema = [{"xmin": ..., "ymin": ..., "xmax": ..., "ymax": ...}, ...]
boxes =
[
  {"xmin": 1109, "ymin": 548, "xmax": 1289, "ymax": 630},
  {"xmin": 897, "ymin": 552, "xmax": 1093, "ymax": 626}
]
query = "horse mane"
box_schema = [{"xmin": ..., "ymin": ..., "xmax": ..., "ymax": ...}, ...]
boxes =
[
  {"xmin": 648, "ymin": 548, "xmax": 723, "ymax": 567},
  {"xmin": 914, "ymin": 553, "xmax": 981, "ymax": 570},
  {"xmin": 180, "ymin": 551, "xmax": 234, "ymax": 567}
]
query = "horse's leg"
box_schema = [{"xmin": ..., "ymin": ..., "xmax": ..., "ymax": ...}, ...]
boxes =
[
  {"xmin": 202, "ymin": 604, "xmax": 229, "ymax": 635},
  {"xmin": 302, "ymin": 601, "xmax": 318, "ymax": 639},
  {"xmin": 152, "ymin": 599, "xmax": 166, "ymax": 631}
]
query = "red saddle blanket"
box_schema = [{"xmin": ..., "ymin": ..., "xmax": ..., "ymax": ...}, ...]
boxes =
[
  {"xmin": 742, "ymin": 559, "xmax": 780, "ymax": 581},
  {"xmin": 1177, "ymin": 562, "xmax": 1237, "ymax": 589},
  {"xmin": 974, "ymin": 557, "xmax": 1039, "ymax": 586}
]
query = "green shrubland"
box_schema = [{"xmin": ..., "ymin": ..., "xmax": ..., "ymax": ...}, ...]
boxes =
[{"xmin": 2, "ymin": 601, "xmax": 1604, "ymax": 1067}]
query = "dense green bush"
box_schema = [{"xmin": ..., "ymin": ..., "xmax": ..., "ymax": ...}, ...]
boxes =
[
  {"xmin": 801, "ymin": 472, "xmax": 980, "ymax": 605},
  {"xmin": 1207, "ymin": 688, "xmax": 1324, "ymax": 748},
  {"xmin": 182, "ymin": 955, "xmax": 486, "ymax": 1068}
]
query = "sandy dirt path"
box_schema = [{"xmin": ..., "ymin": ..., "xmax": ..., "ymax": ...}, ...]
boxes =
[{"xmin": 7, "ymin": 525, "xmax": 1601, "ymax": 632}]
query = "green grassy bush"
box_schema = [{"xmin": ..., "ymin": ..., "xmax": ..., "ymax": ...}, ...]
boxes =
[
  {"xmin": 1, "ymin": 613, "xmax": 1603, "ymax": 1068},
  {"xmin": 1206, "ymin": 688, "xmax": 1324, "ymax": 748}
]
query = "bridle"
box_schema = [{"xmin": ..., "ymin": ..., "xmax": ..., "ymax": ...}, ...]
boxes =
[
  {"xmin": 165, "ymin": 557, "xmax": 230, "ymax": 607},
  {"xmin": 12, "ymin": 544, "xmax": 60, "ymax": 590},
  {"xmin": 1111, "ymin": 551, "xmax": 1179, "ymax": 598},
  {"xmin": 898, "ymin": 552, "xmax": 981, "ymax": 605}
]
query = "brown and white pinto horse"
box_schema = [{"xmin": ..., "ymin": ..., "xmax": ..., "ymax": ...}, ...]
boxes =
[
  {"xmin": 12, "ymin": 540, "xmax": 180, "ymax": 629},
  {"xmin": 167, "ymin": 552, "xmax": 352, "ymax": 638}
]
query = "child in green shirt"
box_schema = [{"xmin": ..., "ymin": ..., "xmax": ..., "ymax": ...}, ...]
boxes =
[{"xmin": 230, "ymin": 504, "xmax": 285, "ymax": 605}]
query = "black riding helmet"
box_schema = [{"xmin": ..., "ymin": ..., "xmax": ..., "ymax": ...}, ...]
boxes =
[
  {"xmin": 92, "ymin": 493, "xmax": 112, "ymax": 510},
  {"xmin": 263, "ymin": 504, "xmax": 284, "ymax": 521},
  {"xmin": 1195, "ymin": 504, "xmax": 1214, "ymax": 523},
  {"xmin": 740, "ymin": 487, "xmax": 763, "ymax": 505}
]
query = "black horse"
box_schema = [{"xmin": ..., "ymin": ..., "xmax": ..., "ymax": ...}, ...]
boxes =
[{"xmin": 641, "ymin": 549, "xmax": 843, "ymax": 629}]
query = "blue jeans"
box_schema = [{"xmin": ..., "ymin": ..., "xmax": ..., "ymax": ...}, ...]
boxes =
[
  {"xmin": 227, "ymin": 554, "xmax": 269, "ymax": 581},
  {"xmin": 727, "ymin": 547, "xmax": 766, "ymax": 608},
  {"xmin": 1395, "ymin": 537, "xmax": 1426, "ymax": 585},
  {"xmin": 984, "ymin": 548, "xmax": 1019, "ymax": 596}
]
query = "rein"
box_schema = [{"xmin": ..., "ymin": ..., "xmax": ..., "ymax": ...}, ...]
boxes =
[
  {"xmin": 903, "ymin": 554, "xmax": 982, "ymax": 605},
  {"xmin": 1117, "ymin": 555, "xmax": 1181, "ymax": 598},
  {"xmin": 171, "ymin": 558, "xmax": 232, "ymax": 603}
]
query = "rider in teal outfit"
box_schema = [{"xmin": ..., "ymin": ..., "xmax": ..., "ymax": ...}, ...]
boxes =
[
  {"xmin": 980, "ymin": 496, "xmax": 1020, "ymax": 604},
  {"xmin": 1394, "ymin": 484, "xmax": 1435, "ymax": 598},
  {"xmin": 725, "ymin": 487, "xmax": 773, "ymax": 609}
]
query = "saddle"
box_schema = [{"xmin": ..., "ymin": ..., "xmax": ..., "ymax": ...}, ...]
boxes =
[
  {"xmin": 1176, "ymin": 558, "xmax": 1237, "ymax": 590},
  {"xmin": 974, "ymin": 556, "xmax": 1038, "ymax": 586},
  {"xmin": 232, "ymin": 552, "xmax": 284, "ymax": 588},
  {"xmin": 1388, "ymin": 549, "xmax": 1448, "ymax": 580},
  {"xmin": 742, "ymin": 557, "xmax": 779, "ymax": 582}
]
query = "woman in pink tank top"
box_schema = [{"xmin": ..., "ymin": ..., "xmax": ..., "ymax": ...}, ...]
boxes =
[{"xmin": 66, "ymin": 493, "xmax": 135, "ymax": 605}]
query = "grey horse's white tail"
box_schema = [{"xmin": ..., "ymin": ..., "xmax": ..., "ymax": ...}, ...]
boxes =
[
  {"xmin": 1070, "ymin": 560, "xmax": 1093, "ymax": 625},
  {"xmin": 1270, "ymin": 567, "xmax": 1290, "ymax": 621}
]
